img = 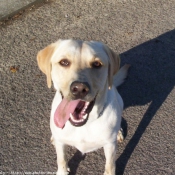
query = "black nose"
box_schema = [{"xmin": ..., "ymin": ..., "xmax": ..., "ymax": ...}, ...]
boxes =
[{"xmin": 70, "ymin": 81, "xmax": 90, "ymax": 99}]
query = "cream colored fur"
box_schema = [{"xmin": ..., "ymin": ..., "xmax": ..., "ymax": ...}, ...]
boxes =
[{"xmin": 37, "ymin": 39, "xmax": 129, "ymax": 175}]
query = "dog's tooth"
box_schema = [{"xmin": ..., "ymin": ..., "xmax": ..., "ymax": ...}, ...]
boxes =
[
  {"xmin": 70, "ymin": 113, "xmax": 87, "ymax": 124},
  {"xmin": 70, "ymin": 114, "xmax": 74, "ymax": 121},
  {"xmin": 85, "ymin": 102, "xmax": 90, "ymax": 106},
  {"xmin": 70, "ymin": 113, "xmax": 77, "ymax": 122},
  {"xmin": 82, "ymin": 114, "xmax": 87, "ymax": 119},
  {"xmin": 70, "ymin": 113, "xmax": 73, "ymax": 119}
]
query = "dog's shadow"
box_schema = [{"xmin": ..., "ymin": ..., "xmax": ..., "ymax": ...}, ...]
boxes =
[
  {"xmin": 68, "ymin": 150, "xmax": 86, "ymax": 175},
  {"xmin": 116, "ymin": 29, "xmax": 175, "ymax": 174},
  {"xmin": 67, "ymin": 29, "xmax": 175, "ymax": 175}
]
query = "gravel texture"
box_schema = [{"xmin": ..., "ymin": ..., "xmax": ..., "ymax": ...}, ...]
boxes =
[{"xmin": 0, "ymin": 0, "xmax": 175, "ymax": 174}]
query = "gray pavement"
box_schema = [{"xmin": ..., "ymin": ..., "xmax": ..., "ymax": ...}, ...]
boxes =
[{"xmin": 1, "ymin": 0, "xmax": 175, "ymax": 175}]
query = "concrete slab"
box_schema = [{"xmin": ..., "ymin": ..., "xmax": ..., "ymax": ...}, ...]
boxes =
[{"xmin": 0, "ymin": 0, "xmax": 45, "ymax": 20}]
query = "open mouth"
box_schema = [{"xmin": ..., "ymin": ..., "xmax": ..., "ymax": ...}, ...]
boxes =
[
  {"xmin": 69, "ymin": 99, "xmax": 95, "ymax": 126},
  {"xmin": 54, "ymin": 94, "xmax": 96, "ymax": 128}
]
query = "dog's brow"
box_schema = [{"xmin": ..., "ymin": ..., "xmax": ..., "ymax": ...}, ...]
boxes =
[{"xmin": 91, "ymin": 56, "xmax": 102, "ymax": 62}]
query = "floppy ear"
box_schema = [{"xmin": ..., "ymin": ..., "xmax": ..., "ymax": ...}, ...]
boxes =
[
  {"xmin": 37, "ymin": 43, "xmax": 56, "ymax": 88},
  {"xmin": 104, "ymin": 45, "xmax": 120, "ymax": 89}
]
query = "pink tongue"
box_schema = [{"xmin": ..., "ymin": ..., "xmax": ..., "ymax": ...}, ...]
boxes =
[{"xmin": 54, "ymin": 98, "xmax": 81, "ymax": 128}]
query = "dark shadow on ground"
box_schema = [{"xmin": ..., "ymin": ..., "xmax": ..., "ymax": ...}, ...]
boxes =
[
  {"xmin": 116, "ymin": 29, "xmax": 175, "ymax": 174},
  {"xmin": 68, "ymin": 150, "xmax": 86, "ymax": 175}
]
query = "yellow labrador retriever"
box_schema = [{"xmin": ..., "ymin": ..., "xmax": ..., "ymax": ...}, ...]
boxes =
[{"xmin": 37, "ymin": 39, "xmax": 129, "ymax": 175}]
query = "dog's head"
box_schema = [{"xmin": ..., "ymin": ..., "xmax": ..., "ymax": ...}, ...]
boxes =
[{"xmin": 37, "ymin": 40, "xmax": 120, "ymax": 128}]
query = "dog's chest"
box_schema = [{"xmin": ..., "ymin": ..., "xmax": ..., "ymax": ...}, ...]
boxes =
[
  {"xmin": 63, "ymin": 137, "xmax": 104, "ymax": 153},
  {"xmin": 58, "ymin": 125, "xmax": 114, "ymax": 153},
  {"xmin": 52, "ymin": 118, "xmax": 118, "ymax": 153}
]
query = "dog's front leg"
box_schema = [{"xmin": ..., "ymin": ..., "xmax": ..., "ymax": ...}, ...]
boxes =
[
  {"xmin": 54, "ymin": 140, "xmax": 70, "ymax": 175},
  {"xmin": 103, "ymin": 143, "xmax": 117, "ymax": 175}
]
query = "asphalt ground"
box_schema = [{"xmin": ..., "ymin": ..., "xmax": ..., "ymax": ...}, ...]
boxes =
[{"xmin": 0, "ymin": 0, "xmax": 175, "ymax": 174}]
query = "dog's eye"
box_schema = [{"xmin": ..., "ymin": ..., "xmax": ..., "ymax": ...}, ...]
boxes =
[
  {"xmin": 59, "ymin": 59, "xmax": 70, "ymax": 67},
  {"xmin": 91, "ymin": 61, "xmax": 102, "ymax": 68}
]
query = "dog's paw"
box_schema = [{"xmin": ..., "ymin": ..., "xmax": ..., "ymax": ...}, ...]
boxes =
[
  {"xmin": 117, "ymin": 128, "xmax": 124, "ymax": 143},
  {"xmin": 56, "ymin": 167, "xmax": 70, "ymax": 175},
  {"xmin": 103, "ymin": 166, "xmax": 115, "ymax": 175},
  {"xmin": 103, "ymin": 170, "xmax": 115, "ymax": 175},
  {"xmin": 56, "ymin": 172, "xmax": 69, "ymax": 175}
]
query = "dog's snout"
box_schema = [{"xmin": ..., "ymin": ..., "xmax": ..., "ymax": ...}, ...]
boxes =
[{"xmin": 70, "ymin": 81, "xmax": 90, "ymax": 98}]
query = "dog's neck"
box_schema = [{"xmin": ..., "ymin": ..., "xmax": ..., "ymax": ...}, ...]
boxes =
[{"xmin": 88, "ymin": 84, "xmax": 110, "ymax": 122}]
